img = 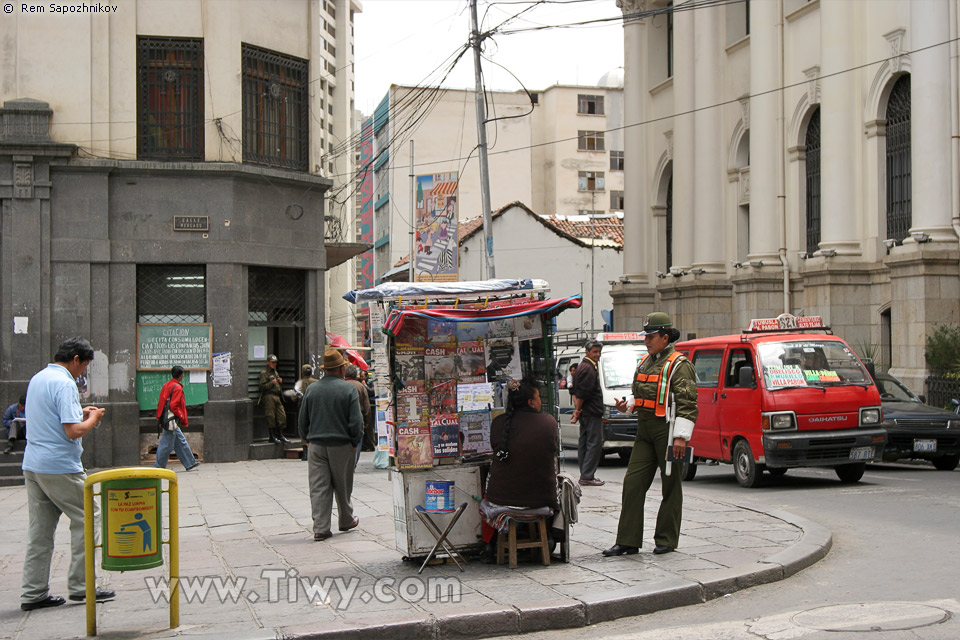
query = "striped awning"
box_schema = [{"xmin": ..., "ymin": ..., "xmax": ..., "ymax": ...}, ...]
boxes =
[
  {"xmin": 431, "ymin": 181, "xmax": 458, "ymax": 197},
  {"xmin": 383, "ymin": 295, "xmax": 582, "ymax": 337}
]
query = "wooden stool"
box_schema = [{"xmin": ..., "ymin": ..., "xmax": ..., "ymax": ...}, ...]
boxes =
[{"xmin": 496, "ymin": 516, "xmax": 551, "ymax": 569}]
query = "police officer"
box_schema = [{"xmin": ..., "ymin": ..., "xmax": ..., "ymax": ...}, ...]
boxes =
[
  {"xmin": 259, "ymin": 355, "xmax": 290, "ymax": 443},
  {"xmin": 603, "ymin": 312, "xmax": 697, "ymax": 557}
]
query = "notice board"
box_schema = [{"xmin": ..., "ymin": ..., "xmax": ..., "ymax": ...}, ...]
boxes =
[{"xmin": 137, "ymin": 323, "xmax": 213, "ymax": 371}]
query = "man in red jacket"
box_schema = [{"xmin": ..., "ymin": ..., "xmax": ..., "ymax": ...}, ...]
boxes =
[{"xmin": 155, "ymin": 366, "xmax": 199, "ymax": 471}]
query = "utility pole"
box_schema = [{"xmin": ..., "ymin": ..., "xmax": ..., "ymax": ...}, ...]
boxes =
[
  {"xmin": 470, "ymin": 0, "xmax": 496, "ymax": 278},
  {"xmin": 408, "ymin": 141, "xmax": 415, "ymax": 282}
]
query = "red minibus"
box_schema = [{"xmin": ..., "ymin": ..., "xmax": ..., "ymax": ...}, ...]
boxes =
[{"xmin": 676, "ymin": 314, "xmax": 886, "ymax": 487}]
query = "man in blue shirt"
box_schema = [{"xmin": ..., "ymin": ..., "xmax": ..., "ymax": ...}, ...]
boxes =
[
  {"xmin": 2, "ymin": 394, "xmax": 26, "ymax": 454},
  {"xmin": 20, "ymin": 337, "xmax": 115, "ymax": 611}
]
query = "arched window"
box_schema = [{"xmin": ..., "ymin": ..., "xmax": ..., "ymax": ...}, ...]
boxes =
[
  {"xmin": 665, "ymin": 178, "xmax": 674, "ymax": 270},
  {"xmin": 885, "ymin": 75, "xmax": 911, "ymax": 243},
  {"xmin": 804, "ymin": 108, "xmax": 821, "ymax": 256}
]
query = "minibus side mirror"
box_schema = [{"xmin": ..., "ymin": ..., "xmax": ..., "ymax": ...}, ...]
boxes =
[{"xmin": 738, "ymin": 366, "xmax": 756, "ymax": 388}]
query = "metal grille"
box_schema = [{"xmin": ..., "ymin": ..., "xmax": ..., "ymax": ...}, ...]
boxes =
[
  {"xmin": 885, "ymin": 75, "xmax": 912, "ymax": 243},
  {"xmin": 137, "ymin": 265, "xmax": 206, "ymax": 323},
  {"xmin": 137, "ymin": 37, "xmax": 204, "ymax": 161},
  {"xmin": 925, "ymin": 375, "xmax": 960, "ymax": 409},
  {"xmin": 804, "ymin": 109, "xmax": 821, "ymax": 256},
  {"xmin": 666, "ymin": 177, "xmax": 673, "ymax": 270},
  {"xmin": 241, "ymin": 44, "xmax": 309, "ymax": 171},
  {"xmin": 248, "ymin": 267, "xmax": 305, "ymax": 325}
]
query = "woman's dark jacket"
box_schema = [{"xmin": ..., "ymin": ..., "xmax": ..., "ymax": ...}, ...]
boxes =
[{"xmin": 485, "ymin": 407, "xmax": 560, "ymax": 511}]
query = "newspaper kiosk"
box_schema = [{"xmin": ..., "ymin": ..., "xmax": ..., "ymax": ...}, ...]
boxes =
[{"xmin": 344, "ymin": 279, "xmax": 580, "ymax": 563}]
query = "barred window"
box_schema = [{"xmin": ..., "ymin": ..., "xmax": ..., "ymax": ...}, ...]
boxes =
[
  {"xmin": 885, "ymin": 75, "xmax": 911, "ymax": 244},
  {"xmin": 241, "ymin": 43, "xmax": 309, "ymax": 171},
  {"xmin": 610, "ymin": 190, "xmax": 624, "ymax": 211},
  {"xmin": 578, "ymin": 130, "xmax": 605, "ymax": 151},
  {"xmin": 578, "ymin": 171, "xmax": 605, "ymax": 192},
  {"xmin": 137, "ymin": 265, "xmax": 206, "ymax": 323},
  {"xmin": 610, "ymin": 150, "xmax": 624, "ymax": 171},
  {"xmin": 804, "ymin": 109, "xmax": 821, "ymax": 256},
  {"xmin": 248, "ymin": 268, "xmax": 305, "ymax": 325},
  {"xmin": 137, "ymin": 37, "xmax": 204, "ymax": 161},
  {"xmin": 578, "ymin": 94, "xmax": 604, "ymax": 115}
]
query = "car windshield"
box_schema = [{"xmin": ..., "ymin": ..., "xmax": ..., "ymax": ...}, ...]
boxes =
[
  {"xmin": 757, "ymin": 339, "xmax": 871, "ymax": 388},
  {"xmin": 876, "ymin": 375, "xmax": 920, "ymax": 403},
  {"xmin": 600, "ymin": 346, "xmax": 647, "ymax": 389}
]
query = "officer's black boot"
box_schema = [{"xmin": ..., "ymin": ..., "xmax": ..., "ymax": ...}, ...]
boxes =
[
  {"xmin": 277, "ymin": 430, "xmax": 291, "ymax": 444},
  {"xmin": 268, "ymin": 429, "xmax": 280, "ymax": 444}
]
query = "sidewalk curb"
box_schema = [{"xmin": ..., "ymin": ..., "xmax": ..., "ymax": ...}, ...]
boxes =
[{"xmin": 286, "ymin": 505, "xmax": 832, "ymax": 640}]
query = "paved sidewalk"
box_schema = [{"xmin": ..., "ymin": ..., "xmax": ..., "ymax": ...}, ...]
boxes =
[{"xmin": 0, "ymin": 456, "xmax": 831, "ymax": 640}]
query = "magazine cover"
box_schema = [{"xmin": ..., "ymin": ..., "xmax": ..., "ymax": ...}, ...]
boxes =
[
  {"xmin": 426, "ymin": 319, "xmax": 458, "ymax": 347},
  {"xmin": 455, "ymin": 341, "xmax": 487, "ymax": 383},
  {"xmin": 395, "ymin": 319, "xmax": 427, "ymax": 350},
  {"xmin": 396, "ymin": 422, "xmax": 432, "ymax": 469},
  {"xmin": 457, "ymin": 381, "xmax": 495, "ymax": 412},
  {"xmin": 395, "ymin": 348, "xmax": 425, "ymax": 394},
  {"xmin": 459, "ymin": 411, "xmax": 492, "ymax": 455},
  {"xmin": 428, "ymin": 379, "xmax": 458, "ymax": 416},
  {"xmin": 396, "ymin": 392, "xmax": 427, "ymax": 424},
  {"xmin": 515, "ymin": 314, "xmax": 542, "ymax": 341},
  {"xmin": 485, "ymin": 336, "xmax": 522, "ymax": 381},
  {"xmin": 430, "ymin": 413, "xmax": 461, "ymax": 458},
  {"xmin": 486, "ymin": 318, "xmax": 515, "ymax": 339},
  {"xmin": 375, "ymin": 398, "xmax": 393, "ymax": 451},
  {"xmin": 456, "ymin": 321, "xmax": 487, "ymax": 343},
  {"xmin": 425, "ymin": 345, "xmax": 457, "ymax": 380}
]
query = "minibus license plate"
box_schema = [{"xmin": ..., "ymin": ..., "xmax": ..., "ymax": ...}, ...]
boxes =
[
  {"xmin": 849, "ymin": 446, "xmax": 874, "ymax": 460},
  {"xmin": 913, "ymin": 439, "xmax": 937, "ymax": 452}
]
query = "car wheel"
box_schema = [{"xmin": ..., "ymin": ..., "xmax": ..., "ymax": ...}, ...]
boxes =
[
  {"xmin": 617, "ymin": 447, "xmax": 632, "ymax": 461},
  {"xmin": 767, "ymin": 467, "xmax": 788, "ymax": 477},
  {"xmin": 681, "ymin": 460, "xmax": 697, "ymax": 481},
  {"xmin": 931, "ymin": 453, "xmax": 960, "ymax": 471},
  {"xmin": 835, "ymin": 462, "xmax": 866, "ymax": 483},
  {"xmin": 733, "ymin": 440, "xmax": 759, "ymax": 488}
]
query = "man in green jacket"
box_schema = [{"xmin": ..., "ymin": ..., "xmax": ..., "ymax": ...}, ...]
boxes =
[{"xmin": 298, "ymin": 349, "xmax": 364, "ymax": 541}]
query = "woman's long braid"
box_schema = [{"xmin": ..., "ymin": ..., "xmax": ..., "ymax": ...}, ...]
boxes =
[{"xmin": 494, "ymin": 379, "xmax": 537, "ymax": 462}]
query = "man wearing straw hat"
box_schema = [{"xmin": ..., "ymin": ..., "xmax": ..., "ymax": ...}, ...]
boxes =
[{"xmin": 298, "ymin": 349, "xmax": 364, "ymax": 541}]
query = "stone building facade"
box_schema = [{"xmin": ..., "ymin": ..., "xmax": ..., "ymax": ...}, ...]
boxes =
[
  {"xmin": 611, "ymin": 0, "xmax": 960, "ymax": 392},
  {"xmin": 0, "ymin": 1, "xmax": 364, "ymax": 466}
]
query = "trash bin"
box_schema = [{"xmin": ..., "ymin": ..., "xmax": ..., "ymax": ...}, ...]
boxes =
[{"xmin": 100, "ymin": 477, "xmax": 163, "ymax": 571}]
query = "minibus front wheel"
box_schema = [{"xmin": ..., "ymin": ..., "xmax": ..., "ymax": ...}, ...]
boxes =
[
  {"xmin": 835, "ymin": 462, "xmax": 866, "ymax": 483},
  {"xmin": 733, "ymin": 440, "xmax": 760, "ymax": 488}
]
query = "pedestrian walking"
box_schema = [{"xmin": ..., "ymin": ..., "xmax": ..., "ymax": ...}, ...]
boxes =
[
  {"xmin": 603, "ymin": 312, "xmax": 697, "ymax": 557},
  {"xmin": 298, "ymin": 349, "xmax": 364, "ymax": 541},
  {"xmin": 154, "ymin": 366, "xmax": 200, "ymax": 471},
  {"xmin": 20, "ymin": 337, "xmax": 115, "ymax": 611}
]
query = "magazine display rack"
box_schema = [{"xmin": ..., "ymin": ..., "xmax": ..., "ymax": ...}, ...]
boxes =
[{"xmin": 345, "ymin": 279, "xmax": 581, "ymax": 559}]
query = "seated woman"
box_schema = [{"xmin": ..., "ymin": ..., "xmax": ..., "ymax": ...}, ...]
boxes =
[{"xmin": 480, "ymin": 380, "xmax": 560, "ymax": 560}]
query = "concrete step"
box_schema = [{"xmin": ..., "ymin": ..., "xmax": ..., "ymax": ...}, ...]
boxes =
[
  {"xmin": 248, "ymin": 439, "xmax": 304, "ymax": 461},
  {"xmin": 0, "ymin": 474, "xmax": 25, "ymax": 487}
]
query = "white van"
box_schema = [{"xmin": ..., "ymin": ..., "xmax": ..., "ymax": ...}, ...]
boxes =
[{"xmin": 555, "ymin": 332, "xmax": 648, "ymax": 459}]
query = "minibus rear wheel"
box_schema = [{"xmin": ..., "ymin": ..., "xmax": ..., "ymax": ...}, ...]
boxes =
[
  {"xmin": 733, "ymin": 440, "xmax": 759, "ymax": 487},
  {"xmin": 835, "ymin": 462, "xmax": 866, "ymax": 483}
]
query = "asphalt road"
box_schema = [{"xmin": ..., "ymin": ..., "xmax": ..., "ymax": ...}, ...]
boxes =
[{"xmin": 531, "ymin": 454, "xmax": 960, "ymax": 640}]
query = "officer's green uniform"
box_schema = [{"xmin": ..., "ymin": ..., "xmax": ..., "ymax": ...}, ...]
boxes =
[
  {"xmin": 615, "ymin": 343, "xmax": 698, "ymax": 550},
  {"xmin": 259, "ymin": 365, "xmax": 287, "ymax": 440}
]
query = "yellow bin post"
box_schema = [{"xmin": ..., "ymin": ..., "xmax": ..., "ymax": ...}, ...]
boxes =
[{"xmin": 84, "ymin": 468, "xmax": 179, "ymax": 637}]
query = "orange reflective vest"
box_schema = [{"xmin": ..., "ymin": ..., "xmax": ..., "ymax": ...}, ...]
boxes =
[{"xmin": 634, "ymin": 351, "xmax": 686, "ymax": 417}]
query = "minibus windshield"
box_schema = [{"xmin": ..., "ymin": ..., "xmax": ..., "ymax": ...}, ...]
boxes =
[
  {"xmin": 601, "ymin": 346, "xmax": 647, "ymax": 389},
  {"xmin": 757, "ymin": 340, "xmax": 871, "ymax": 388}
]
